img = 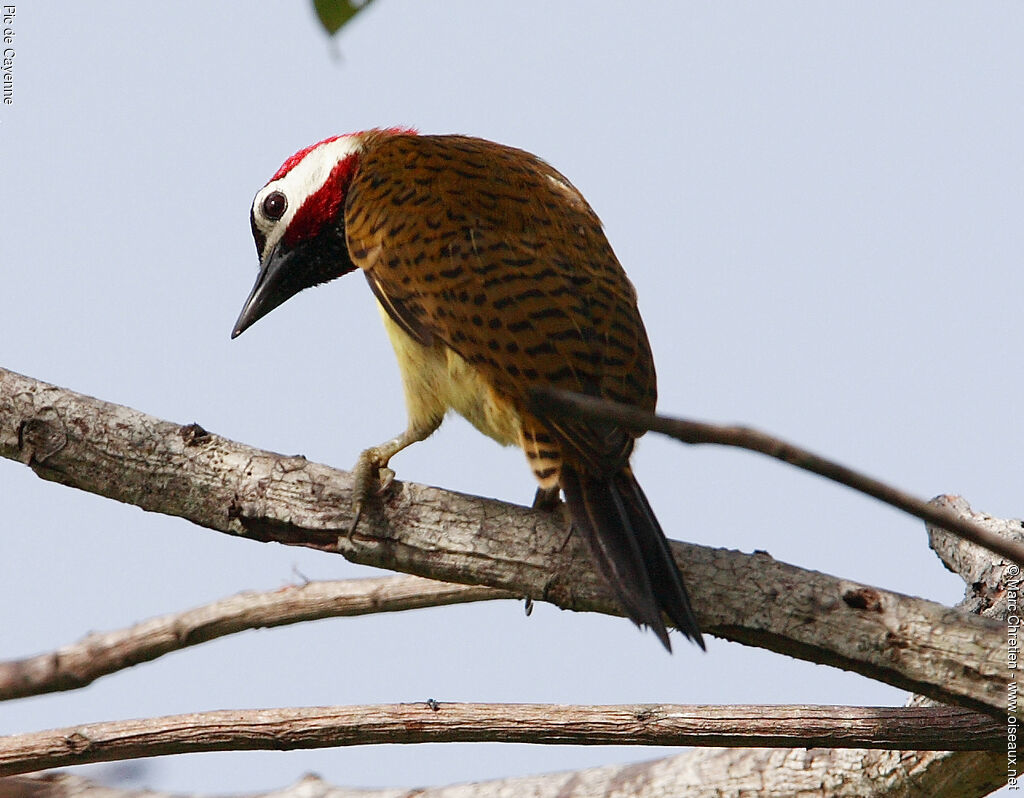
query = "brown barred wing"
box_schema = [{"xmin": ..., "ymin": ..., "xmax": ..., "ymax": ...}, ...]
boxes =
[{"xmin": 344, "ymin": 133, "xmax": 657, "ymax": 475}]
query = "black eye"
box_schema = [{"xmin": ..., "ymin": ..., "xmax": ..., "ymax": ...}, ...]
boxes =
[{"xmin": 261, "ymin": 191, "xmax": 287, "ymax": 220}]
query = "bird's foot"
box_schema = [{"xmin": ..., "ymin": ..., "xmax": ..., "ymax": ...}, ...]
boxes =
[
  {"xmin": 346, "ymin": 446, "xmax": 398, "ymax": 539},
  {"xmin": 342, "ymin": 422, "xmax": 441, "ymax": 543}
]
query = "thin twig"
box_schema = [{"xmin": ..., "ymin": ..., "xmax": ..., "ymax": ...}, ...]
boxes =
[
  {"xmin": 0, "ymin": 577, "xmax": 511, "ymax": 702},
  {"xmin": 530, "ymin": 388, "xmax": 1024, "ymax": 566},
  {"xmin": 0, "ymin": 704, "xmax": 1001, "ymax": 776}
]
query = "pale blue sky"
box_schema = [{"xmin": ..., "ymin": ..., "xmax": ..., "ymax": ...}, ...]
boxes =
[{"xmin": 1, "ymin": 3, "xmax": 1020, "ymax": 793}]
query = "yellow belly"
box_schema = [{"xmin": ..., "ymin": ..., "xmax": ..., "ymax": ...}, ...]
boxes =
[{"xmin": 377, "ymin": 303, "xmax": 522, "ymax": 446}]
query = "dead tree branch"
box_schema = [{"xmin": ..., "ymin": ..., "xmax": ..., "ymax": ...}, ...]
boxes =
[
  {"xmin": 927, "ymin": 494, "xmax": 1024, "ymax": 616},
  {"xmin": 0, "ymin": 576, "xmax": 509, "ymax": 702},
  {"xmin": 2, "ymin": 746, "xmax": 1008, "ymax": 798},
  {"xmin": 0, "ymin": 703, "xmax": 1002, "ymax": 776}
]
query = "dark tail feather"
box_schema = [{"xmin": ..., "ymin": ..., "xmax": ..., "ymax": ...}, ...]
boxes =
[
  {"xmin": 560, "ymin": 464, "xmax": 704, "ymax": 651},
  {"xmin": 617, "ymin": 470, "xmax": 704, "ymax": 650}
]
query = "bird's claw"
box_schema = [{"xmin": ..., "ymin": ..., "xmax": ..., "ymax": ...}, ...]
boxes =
[
  {"xmin": 345, "ymin": 448, "xmax": 398, "ymax": 540},
  {"xmin": 377, "ymin": 466, "xmax": 396, "ymax": 495}
]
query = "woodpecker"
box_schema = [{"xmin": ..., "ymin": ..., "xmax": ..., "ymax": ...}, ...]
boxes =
[{"xmin": 232, "ymin": 129, "xmax": 703, "ymax": 651}]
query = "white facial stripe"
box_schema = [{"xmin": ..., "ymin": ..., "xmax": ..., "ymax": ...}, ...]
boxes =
[{"xmin": 251, "ymin": 135, "xmax": 365, "ymax": 259}]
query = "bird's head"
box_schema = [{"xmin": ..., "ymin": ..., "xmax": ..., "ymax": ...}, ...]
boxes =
[{"xmin": 231, "ymin": 132, "xmax": 373, "ymax": 338}]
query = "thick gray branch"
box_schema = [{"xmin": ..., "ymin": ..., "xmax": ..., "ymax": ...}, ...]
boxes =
[
  {"xmin": 928, "ymin": 493, "xmax": 1024, "ymax": 617},
  {"xmin": 0, "ymin": 367, "xmax": 1007, "ymax": 717}
]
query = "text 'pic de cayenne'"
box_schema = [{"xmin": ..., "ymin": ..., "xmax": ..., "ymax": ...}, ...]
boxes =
[{"xmin": 232, "ymin": 128, "xmax": 703, "ymax": 651}]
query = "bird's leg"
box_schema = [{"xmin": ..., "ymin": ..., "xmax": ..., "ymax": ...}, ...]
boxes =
[{"xmin": 347, "ymin": 421, "xmax": 439, "ymax": 537}]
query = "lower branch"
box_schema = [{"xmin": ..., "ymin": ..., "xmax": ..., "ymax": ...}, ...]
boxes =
[
  {"xmin": 0, "ymin": 703, "xmax": 1001, "ymax": 776},
  {"xmin": 2, "ymin": 749, "xmax": 1008, "ymax": 798},
  {"xmin": 0, "ymin": 576, "xmax": 510, "ymax": 702}
]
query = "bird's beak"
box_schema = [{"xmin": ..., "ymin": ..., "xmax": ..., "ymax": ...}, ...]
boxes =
[{"xmin": 231, "ymin": 244, "xmax": 294, "ymax": 339}]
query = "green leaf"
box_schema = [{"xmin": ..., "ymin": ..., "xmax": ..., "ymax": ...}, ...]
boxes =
[{"xmin": 313, "ymin": 0, "xmax": 377, "ymax": 37}]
